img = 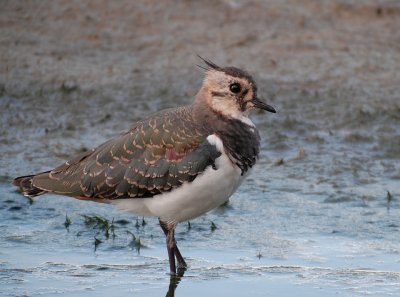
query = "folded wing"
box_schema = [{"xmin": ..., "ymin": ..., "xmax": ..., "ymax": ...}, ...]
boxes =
[{"xmin": 28, "ymin": 108, "xmax": 221, "ymax": 200}]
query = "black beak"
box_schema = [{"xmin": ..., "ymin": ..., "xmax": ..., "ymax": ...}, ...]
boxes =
[{"xmin": 252, "ymin": 98, "xmax": 276, "ymax": 113}]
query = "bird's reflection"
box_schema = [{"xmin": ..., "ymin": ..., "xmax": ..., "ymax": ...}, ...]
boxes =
[{"xmin": 165, "ymin": 269, "xmax": 185, "ymax": 297}]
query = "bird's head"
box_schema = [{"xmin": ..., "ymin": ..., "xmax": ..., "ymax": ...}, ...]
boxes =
[{"xmin": 196, "ymin": 57, "xmax": 276, "ymax": 122}]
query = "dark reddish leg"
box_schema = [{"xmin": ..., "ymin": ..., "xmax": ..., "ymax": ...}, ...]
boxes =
[{"xmin": 159, "ymin": 219, "xmax": 187, "ymax": 275}]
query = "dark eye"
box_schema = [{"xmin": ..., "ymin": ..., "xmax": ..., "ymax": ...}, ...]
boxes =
[{"xmin": 229, "ymin": 83, "xmax": 241, "ymax": 94}]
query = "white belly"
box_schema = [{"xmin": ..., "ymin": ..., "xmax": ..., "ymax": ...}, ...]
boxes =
[{"xmin": 113, "ymin": 135, "xmax": 248, "ymax": 223}]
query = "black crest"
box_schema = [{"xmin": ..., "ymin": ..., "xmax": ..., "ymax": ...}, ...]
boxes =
[
  {"xmin": 196, "ymin": 55, "xmax": 222, "ymax": 71},
  {"xmin": 197, "ymin": 55, "xmax": 257, "ymax": 89}
]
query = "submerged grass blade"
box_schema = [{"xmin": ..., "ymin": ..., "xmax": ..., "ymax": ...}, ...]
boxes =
[
  {"xmin": 94, "ymin": 237, "xmax": 102, "ymax": 251},
  {"xmin": 64, "ymin": 214, "xmax": 71, "ymax": 229},
  {"xmin": 210, "ymin": 221, "xmax": 217, "ymax": 232},
  {"xmin": 126, "ymin": 230, "xmax": 144, "ymax": 253}
]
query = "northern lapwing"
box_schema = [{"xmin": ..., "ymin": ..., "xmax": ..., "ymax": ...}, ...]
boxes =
[{"xmin": 13, "ymin": 57, "xmax": 276, "ymax": 275}]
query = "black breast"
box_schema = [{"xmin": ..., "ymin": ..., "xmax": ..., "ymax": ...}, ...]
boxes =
[
  {"xmin": 215, "ymin": 119, "xmax": 260, "ymax": 175},
  {"xmin": 193, "ymin": 103, "xmax": 261, "ymax": 175},
  {"xmin": 199, "ymin": 113, "xmax": 260, "ymax": 175}
]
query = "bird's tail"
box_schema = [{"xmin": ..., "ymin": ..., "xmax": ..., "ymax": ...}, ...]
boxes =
[{"xmin": 13, "ymin": 174, "xmax": 48, "ymax": 197}]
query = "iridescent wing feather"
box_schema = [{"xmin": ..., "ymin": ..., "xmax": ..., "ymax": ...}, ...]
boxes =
[{"xmin": 23, "ymin": 107, "xmax": 221, "ymax": 200}]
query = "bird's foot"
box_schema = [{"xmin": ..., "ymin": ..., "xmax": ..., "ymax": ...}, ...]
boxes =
[
  {"xmin": 176, "ymin": 267, "xmax": 186, "ymax": 277},
  {"xmin": 176, "ymin": 258, "xmax": 187, "ymax": 270}
]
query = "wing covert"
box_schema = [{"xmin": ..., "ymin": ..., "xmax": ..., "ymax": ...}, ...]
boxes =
[{"xmin": 31, "ymin": 107, "xmax": 222, "ymax": 200}]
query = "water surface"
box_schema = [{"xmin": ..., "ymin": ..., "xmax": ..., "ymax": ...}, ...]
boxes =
[{"xmin": 1, "ymin": 1, "xmax": 400, "ymax": 296}]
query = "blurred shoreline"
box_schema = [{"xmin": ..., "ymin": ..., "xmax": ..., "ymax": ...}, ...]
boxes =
[{"xmin": 1, "ymin": 2, "xmax": 399, "ymax": 296}]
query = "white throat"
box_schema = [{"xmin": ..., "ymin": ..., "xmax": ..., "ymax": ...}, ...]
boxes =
[
  {"xmin": 210, "ymin": 98, "xmax": 255, "ymax": 127},
  {"xmin": 230, "ymin": 111, "xmax": 255, "ymax": 127}
]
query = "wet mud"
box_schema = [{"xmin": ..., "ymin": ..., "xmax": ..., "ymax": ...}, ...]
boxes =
[{"xmin": 1, "ymin": 1, "xmax": 400, "ymax": 296}]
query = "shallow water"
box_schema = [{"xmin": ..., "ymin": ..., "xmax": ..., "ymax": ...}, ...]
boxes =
[
  {"xmin": 1, "ymin": 99, "xmax": 400, "ymax": 297},
  {"xmin": 1, "ymin": 149, "xmax": 400, "ymax": 297},
  {"xmin": 2, "ymin": 0, "xmax": 400, "ymax": 296}
]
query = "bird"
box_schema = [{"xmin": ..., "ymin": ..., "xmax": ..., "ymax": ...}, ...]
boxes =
[{"xmin": 13, "ymin": 57, "xmax": 276, "ymax": 276}]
